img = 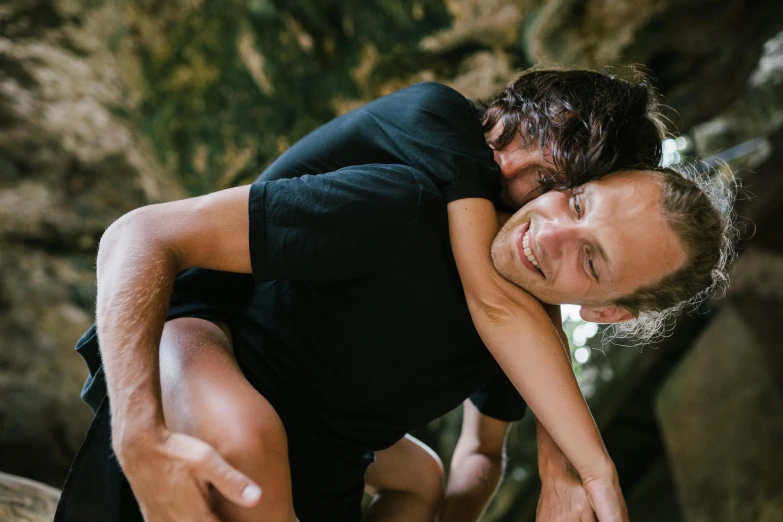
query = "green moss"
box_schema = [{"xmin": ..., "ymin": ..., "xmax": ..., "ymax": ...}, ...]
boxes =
[{"xmin": 128, "ymin": 0, "xmax": 452, "ymax": 195}]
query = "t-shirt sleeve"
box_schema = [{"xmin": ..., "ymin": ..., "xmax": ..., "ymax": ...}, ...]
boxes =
[
  {"xmin": 257, "ymin": 82, "xmax": 500, "ymax": 203},
  {"xmin": 469, "ymin": 366, "xmax": 528, "ymax": 422},
  {"xmin": 248, "ymin": 163, "xmax": 436, "ymax": 283},
  {"xmin": 167, "ymin": 268, "xmax": 256, "ymax": 322}
]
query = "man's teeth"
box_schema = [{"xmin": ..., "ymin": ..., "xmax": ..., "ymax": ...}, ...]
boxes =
[{"xmin": 522, "ymin": 230, "xmax": 540, "ymax": 269}]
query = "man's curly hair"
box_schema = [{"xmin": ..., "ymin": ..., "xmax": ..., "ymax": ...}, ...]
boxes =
[{"xmin": 609, "ymin": 164, "xmax": 739, "ymax": 344}]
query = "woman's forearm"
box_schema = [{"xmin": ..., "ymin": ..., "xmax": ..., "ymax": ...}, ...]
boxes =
[{"xmin": 447, "ymin": 199, "xmax": 613, "ymax": 483}]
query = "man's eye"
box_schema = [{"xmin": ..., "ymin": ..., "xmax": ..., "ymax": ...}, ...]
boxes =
[
  {"xmin": 573, "ymin": 195, "xmax": 582, "ymax": 217},
  {"xmin": 538, "ymin": 171, "xmax": 551, "ymax": 186},
  {"xmin": 527, "ymin": 122, "xmax": 537, "ymax": 137}
]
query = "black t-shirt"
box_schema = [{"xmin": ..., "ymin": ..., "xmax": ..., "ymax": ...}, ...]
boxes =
[
  {"xmin": 260, "ymin": 82, "xmax": 501, "ymax": 202},
  {"xmin": 236, "ymin": 164, "xmax": 516, "ymax": 453},
  {"xmin": 75, "ymin": 82, "xmax": 525, "ymax": 439},
  {"xmin": 252, "ymin": 82, "xmax": 524, "ymax": 424}
]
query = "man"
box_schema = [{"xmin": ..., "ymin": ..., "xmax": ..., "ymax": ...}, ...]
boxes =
[
  {"xmin": 55, "ymin": 71, "xmax": 736, "ymax": 516},
  {"xmin": 56, "ymin": 165, "xmax": 731, "ymax": 522}
]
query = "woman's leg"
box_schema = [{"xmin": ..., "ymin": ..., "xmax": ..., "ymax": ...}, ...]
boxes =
[
  {"xmin": 363, "ymin": 435, "xmax": 444, "ymax": 522},
  {"xmin": 159, "ymin": 317, "xmax": 297, "ymax": 522}
]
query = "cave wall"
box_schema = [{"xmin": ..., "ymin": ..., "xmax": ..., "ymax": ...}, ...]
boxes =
[{"xmin": 1, "ymin": 1, "xmax": 782, "ymax": 520}]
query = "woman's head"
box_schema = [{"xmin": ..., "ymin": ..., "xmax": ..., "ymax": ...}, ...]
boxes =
[{"xmin": 482, "ymin": 67, "xmax": 667, "ymax": 208}]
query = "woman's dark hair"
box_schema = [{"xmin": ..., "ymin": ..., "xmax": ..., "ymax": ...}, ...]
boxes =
[{"xmin": 481, "ymin": 67, "xmax": 667, "ymax": 190}]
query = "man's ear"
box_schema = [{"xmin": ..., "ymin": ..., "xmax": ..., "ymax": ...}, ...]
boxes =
[{"xmin": 579, "ymin": 304, "xmax": 635, "ymax": 324}]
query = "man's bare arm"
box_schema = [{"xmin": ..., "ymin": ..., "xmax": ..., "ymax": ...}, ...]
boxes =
[
  {"xmin": 440, "ymin": 401, "xmax": 510, "ymax": 522},
  {"xmin": 96, "ymin": 186, "xmax": 259, "ymax": 522}
]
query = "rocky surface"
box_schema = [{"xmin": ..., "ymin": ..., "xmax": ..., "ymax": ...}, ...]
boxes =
[
  {"xmin": 0, "ymin": 0, "xmax": 181, "ymax": 485},
  {"xmin": 657, "ymin": 299, "xmax": 783, "ymax": 522},
  {"xmin": 0, "ymin": 471, "xmax": 59, "ymax": 522},
  {"xmin": 1, "ymin": 1, "xmax": 782, "ymax": 520}
]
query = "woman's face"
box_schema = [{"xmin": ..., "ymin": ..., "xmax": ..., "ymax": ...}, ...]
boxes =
[{"xmin": 485, "ymin": 121, "xmax": 559, "ymax": 209}]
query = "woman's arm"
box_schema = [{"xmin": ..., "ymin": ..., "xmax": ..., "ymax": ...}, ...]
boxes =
[{"xmin": 446, "ymin": 198, "xmax": 627, "ymax": 522}]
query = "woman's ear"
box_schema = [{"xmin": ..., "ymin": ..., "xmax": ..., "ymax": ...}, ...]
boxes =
[{"xmin": 579, "ymin": 304, "xmax": 635, "ymax": 324}]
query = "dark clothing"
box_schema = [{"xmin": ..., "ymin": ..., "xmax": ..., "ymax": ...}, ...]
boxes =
[
  {"xmin": 259, "ymin": 81, "xmax": 502, "ymax": 202},
  {"xmin": 56, "ymin": 83, "xmax": 526, "ymax": 522},
  {"xmin": 241, "ymin": 165, "xmax": 516, "ymax": 453}
]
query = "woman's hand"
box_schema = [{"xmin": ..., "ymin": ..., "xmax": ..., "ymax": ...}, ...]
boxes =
[{"xmin": 583, "ymin": 470, "xmax": 629, "ymax": 522}]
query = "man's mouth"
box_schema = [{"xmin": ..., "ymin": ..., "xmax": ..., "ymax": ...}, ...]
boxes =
[{"xmin": 517, "ymin": 223, "xmax": 544, "ymax": 277}]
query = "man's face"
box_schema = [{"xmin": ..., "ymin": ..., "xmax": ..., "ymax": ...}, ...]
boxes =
[
  {"xmin": 490, "ymin": 171, "xmax": 688, "ymax": 313},
  {"xmin": 486, "ymin": 122, "xmax": 559, "ymax": 209}
]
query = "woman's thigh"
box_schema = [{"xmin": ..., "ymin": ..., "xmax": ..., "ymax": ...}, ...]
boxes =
[{"xmin": 159, "ymin": 317, "xmax": 297, "ymax": 522}]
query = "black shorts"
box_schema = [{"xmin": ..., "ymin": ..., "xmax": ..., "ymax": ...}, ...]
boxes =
[
  {"xmin": 55, "ymin": 391, "xmax": 372, "ymax": 522},
  {"xmin": 55, "ymin": 269, "xmax": 373, "ymax": 522}
]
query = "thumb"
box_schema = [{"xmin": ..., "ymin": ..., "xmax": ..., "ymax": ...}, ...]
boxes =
[{"xmin": 194, "ymin": 446, "xmax": 262, "ymax": 507}]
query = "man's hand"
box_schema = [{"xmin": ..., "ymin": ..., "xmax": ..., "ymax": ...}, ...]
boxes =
[
  {"xmin": 537, "ymin": 464, "xmax": 595, "ymax": 522},
  {"xmin": 118, "ymin": 428, "xmax": 262, "ymax": 522}
]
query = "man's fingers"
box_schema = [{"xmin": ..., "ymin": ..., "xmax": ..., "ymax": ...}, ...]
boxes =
[
  {"xmin": 192, "ymin": 444, "xmax": 262, "ymax": 507},
  {"xmin": 138, "ymin": 485, "xmax": 221, "ymax": 522},
  {"xmin": 582, "ymin": 510, "xmax": 598, "ymax": 522}
]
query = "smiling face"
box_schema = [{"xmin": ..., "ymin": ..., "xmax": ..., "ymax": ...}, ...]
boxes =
[
  {"xmin": 485, "ymin": 121, "xmax": 560, "ymax": 209},
  {"xmin": 490, "ymin": 170, "xmax": 689, "ymax": 320}
]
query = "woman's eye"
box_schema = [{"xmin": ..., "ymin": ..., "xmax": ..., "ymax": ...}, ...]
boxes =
[
  {"xmin": 538, "ymin": 171, "xmax": 551, "ymax": 186},
  {"xmin": 527, "ymin": 122, "xmax": 537, "ymax": 137}
]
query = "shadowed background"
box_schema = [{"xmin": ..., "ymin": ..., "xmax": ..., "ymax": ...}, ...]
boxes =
[{"xmin": 1, "ymin": 1, "xmax": 782, "ymax": 521}]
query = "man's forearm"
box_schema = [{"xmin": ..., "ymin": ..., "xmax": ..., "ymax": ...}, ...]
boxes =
[
  {"xmin": 440, "ymin": 449, "xmax": 503, "ymax": 522},
  {"xmin": 96, "ymin": 207, "xmax": 180, "ymax": 449},
  {"xmin": 536, "ymin": 417, "xmax": 574, "ymax": 481}
]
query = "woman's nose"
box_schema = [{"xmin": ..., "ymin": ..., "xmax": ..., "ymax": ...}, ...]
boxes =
[{"xmin": 494, "ymin": 150, "xmax": 518, "ymax": 179}]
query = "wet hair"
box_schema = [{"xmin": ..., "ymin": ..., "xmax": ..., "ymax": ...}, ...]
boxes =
[
  {"xmin": 481, "ymin": 66, "xmax": 666, "ymax": 192},
  {"xmin": 609, "ymin": 164, "xmax": 738, "ymax": 344}
]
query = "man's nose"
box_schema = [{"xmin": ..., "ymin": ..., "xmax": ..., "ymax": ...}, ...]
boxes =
[{"xmin": 535, "ymin": 221, "xmax": 581, "ymax": 259}]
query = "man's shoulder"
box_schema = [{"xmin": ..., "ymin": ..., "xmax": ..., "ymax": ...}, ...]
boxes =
[
  {"xmin": 259, "ymin": 163, "xmax": 444, "ymax": 225},
  {"xmin": 330, "ymin": 164, "xmax": 445, "ymax": 221}
]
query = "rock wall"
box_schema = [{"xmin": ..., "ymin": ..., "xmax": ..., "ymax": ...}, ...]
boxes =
[
  {"xmin": 0, "ymin": 0, "xmax": 182, "ymax": 485},
  {"xmin": 1, "ymin": 3, "xmax": 782, "ymax": 521}
]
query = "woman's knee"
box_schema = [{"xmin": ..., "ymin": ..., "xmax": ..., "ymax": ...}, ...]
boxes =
[
  {"xmin": 212, "ymin": 405, "xmax": 289, "ymax": 467},
  {"xmin": 159, "ymin": 317, "xmax": 288, "ymax": 469}
]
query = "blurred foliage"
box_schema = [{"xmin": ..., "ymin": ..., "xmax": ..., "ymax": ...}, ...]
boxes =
[{"xmin": 124, "ymin": 0, "xmax": 452, "ymax": 194}]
